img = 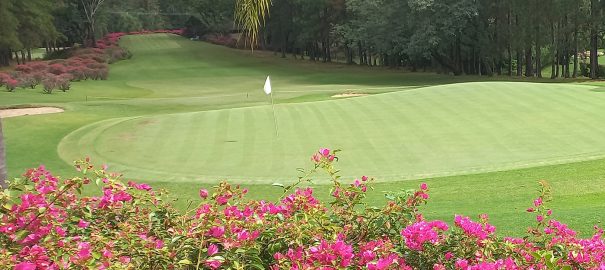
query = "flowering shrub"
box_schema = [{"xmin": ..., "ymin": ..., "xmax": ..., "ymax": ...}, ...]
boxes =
[
  {"xmin": 1, "ymin": 150, "xmax": 604, "ymax": 269},
  {"xmin": 41, "ymin": 76, "xmax": 57, "ymax": 94},
  {"xmin": 17, "ymin": 74, "xmax": 39, "ymax": 89},
  {"xmin": 0, "ymin": 30, "xmax": 184, "ymax": 94},
  {"xmin": 1, "ymin": 73, "xmax": 18, "ymax": 92}
]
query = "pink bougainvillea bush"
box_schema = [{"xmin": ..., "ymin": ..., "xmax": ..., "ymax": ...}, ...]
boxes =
[
  {"xmin": 1, "ymin": 29, "xmax": 184, "ymax": 93},
  {"xmin": 1, "ymin": 150, "xmax": 604, "ymax": 269}
]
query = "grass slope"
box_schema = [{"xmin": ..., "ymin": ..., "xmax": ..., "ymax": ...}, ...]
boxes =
[
  {"xmin": 2, "ymin": 34, "xmax": 605, "ymax": 235},
  {"xmin": 59, "ymin": 82, "xmax": 605, "ymax": 185}
]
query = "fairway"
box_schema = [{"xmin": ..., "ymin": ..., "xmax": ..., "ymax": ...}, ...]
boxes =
[
  {"xmin": 59, "ymin": 81, "xmax": 605, "ymax": 184},
  {"xmin": 4, "ymin": 34, "xmax": 605, "ymax": 235}
]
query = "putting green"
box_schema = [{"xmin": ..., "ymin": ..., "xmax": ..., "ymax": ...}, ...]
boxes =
[{"xmin": 58, "ymin": 81, "xmax": 605, "ymax": 184}]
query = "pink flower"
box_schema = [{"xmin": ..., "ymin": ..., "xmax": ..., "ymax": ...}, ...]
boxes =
[
  {"xmin": 14, "ymin": 262, "xmax": 36, "ymax": 270},
  {"xmin": 55, "ymin": 227, "xmax": 66, "ymax": 237},
  {"xmin": 205, "ymin": 260, "xmax": 222, "ymax": 269},
  {"xmin": 216, "ymin": 195, "xmax": 229, "ymax": 205},
  {"xmin": 77, "ymin": 242, "xmax": 92, "ymax": 260},
  {"xmin": 199, "ymin": 189, "xmax": 209, "ymax": 199},
  {"xmin": 547, "ymin": 209, "xmax": 553, "ymax": 216},
  {"xmin": 402, "ymin": 220, "xmax": 449, "ymax": 250},
  {"xmin": 455, "ymin": 259, "xmax": 469, "ymax": 269},
  {"xmin": 155, "ymin": 239, "xmax": 164, "ymax": 249},
  {"xmin": 208, "ymin": 244, "xmax": 219, "ymax": 256},
  {"xmin": 433, "ymin": 264, "xmax": 446, "ymax": 270},
  {"xmin": 420, "ymin": 183, "xmax": 428, "ymax": 190},
  {"xmin": 78, "ymin": 219, "xmax": 90, "ymax": 228},
  {"xmin": 208, "ymin": 226, "xmax": 225, "ymax": 238},
  {"xmin": 537, "ymin": 215, "xmax": 544, "ymax": 222},
  {"xmin": 319, "ymin": 148, "xmax": 330, "ymax": 157},
  {"xmin": 237, "ymin": 230, "xmax": 250, "ymax": 241},
  {"xmin": 454, "ymin": 215, "xmax": 495, "ymax": 240},
  {"xmin": 534, "ymin": 197, "xmax": 543, "ymax": 207},
  {"xmin": 102, "ymin": 249, "xmax": 113, "ymax": 258},
  {"xmin": 119, "ymin": 256, "xmax": 131, "ymax": 264}
]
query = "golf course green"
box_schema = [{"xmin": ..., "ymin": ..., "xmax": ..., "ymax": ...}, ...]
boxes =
[
  {"xmin": 59, "ymin": 82, "xmax": 605, "ymax": 184},
  {"xmin": 3, "ymin": 34, "xmax": 605, "ymax": 235}
]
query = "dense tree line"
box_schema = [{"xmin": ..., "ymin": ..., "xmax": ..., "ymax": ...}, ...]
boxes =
[
  {"xmin": 1, "ymin": 0, "xmax": 604, "ymax": 79},
  {"xmin": 261, "ymin": 0, "xmax": 605, "ymax": 78}
]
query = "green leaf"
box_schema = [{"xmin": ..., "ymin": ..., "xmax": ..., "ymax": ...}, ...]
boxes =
[
  {"xmin": 250, "ymin": 263, "xmax": 264, "ymax": 270},
  {"xmin": 208, "ymin": 256, "xmax": 225, "ymax": 262},
  {"xmin": 3, "ymin": 203, "xmax": 13, "ymax": 210},
  {"xmin": 15, "ymin": 230, "xmax": 29, "ymax": 241},
  {"xmin": 178, "ymin": 259, "xmax": 192, "ymax": 265},
  {"xmin": 92, "ymin": 251, "xmax": 101, "ymax": 260}
]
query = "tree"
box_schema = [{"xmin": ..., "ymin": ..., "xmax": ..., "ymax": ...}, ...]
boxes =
[
  {"xmin": 234, "ymin": 0, "xmax": 271, "ymax": 48},
  {"xmin": 80, "ymin": 0, "xmax": 108, "ymax": 46},
  {"xmin": 0, "ymin": 118, "xmax": 6, "ymax": 189},
  {"xmin": 14, "ymin": 0, "xmax": 60, "ymax": 61},
  {"xmin": 590, "ymin": 0, "xmax": 602, "ymax": 79},
  {"xmin": 0, "ymin": 0, "xmax": 21, "ymax": 66}
]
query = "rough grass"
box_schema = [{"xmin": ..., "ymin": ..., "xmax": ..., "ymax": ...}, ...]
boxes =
[{"xmin": 2, "ymin": 34, "xmax": 605, "ymax": 236}]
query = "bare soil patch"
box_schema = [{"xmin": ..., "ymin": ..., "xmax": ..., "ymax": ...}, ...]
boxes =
[{"xmin": 0, "ymin": 107, "xmax": 64, "ymax": 118}]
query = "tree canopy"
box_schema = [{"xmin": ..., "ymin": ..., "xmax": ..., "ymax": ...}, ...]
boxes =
[{"xmin": 0, "ymin": 0, "xmax": 604, "ymax": 79}]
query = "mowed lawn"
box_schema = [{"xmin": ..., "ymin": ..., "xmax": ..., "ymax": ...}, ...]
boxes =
[{"xmin": 3, "ymin": 34, "xmax": 605, "ymax": 236}]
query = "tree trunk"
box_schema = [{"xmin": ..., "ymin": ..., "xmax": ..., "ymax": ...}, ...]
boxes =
[
  {"xmin": 555, "ymin": 50, "xmax": 560, "ymax": 77},
  {"xmin": 590, "ymin": 0, "xmax": 600, "ymax": 79},
  {"xmin": 573, "ymin": 4, "xmax": 580, "ymax": 78},
  {"xmin": 358, "ymin": 42, "xmax": 363, "ymax": 65},
  {"xmin": 573, "ymin": 30, "xmax": 579, "ymax": 78},
  {"xmin": 551, "ymin": 23, "xmax": 557, "ymax": 79},
  {"xmin": 88, "ymin": 20, "xmax": 97, "ymax": 47},
  {"xmin": 1, "ymin": 49, "xmax": 9, "ymax": 66},
  {"xmin": 14, "ymin": 51, "xmax": 20, "ymax": 65},
  {"xmin": 525, "ymin": 47, "xmax": 533, "ymax": 77},
  {"xmin": 516, "ymin": 50, "xmax": 522, "ymax": 76},
  {"xmin": 0, "ymin": 118, "xmax": 7, "ymax": 189},
  {"xmin": 326, "ymin": 37, "xmax": 331, "ymax": 62},
  {"xmin": 536, "ymin": 45, "xmax": 542, "ymax": 78}
]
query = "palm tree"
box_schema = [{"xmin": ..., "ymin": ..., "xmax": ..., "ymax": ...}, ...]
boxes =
[
  {"xmin": 234, "ymin": 0, "xmax": 271, "ymax": 48},
  {"xmin": 0, "ymin": 117, "xmax": 6, "ymax": 189}
]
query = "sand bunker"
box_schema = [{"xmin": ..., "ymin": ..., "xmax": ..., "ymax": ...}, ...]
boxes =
[{"xmin": 0, "ymin": 107, "xmax": 64, "ymax": 118}]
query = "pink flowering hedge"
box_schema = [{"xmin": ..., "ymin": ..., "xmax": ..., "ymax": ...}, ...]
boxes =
[
  {"xmin": 0, "ymin": 29, "xmax": 184, "ymax": 93},
  {"xmin": 1, "ymin": 150, "xmax": 604, "ymax": 269}
]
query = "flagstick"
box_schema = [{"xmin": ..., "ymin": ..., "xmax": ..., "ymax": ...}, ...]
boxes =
[{"xmin": 270, "ymin": 91, "xmax": 279, "ymax": 137}]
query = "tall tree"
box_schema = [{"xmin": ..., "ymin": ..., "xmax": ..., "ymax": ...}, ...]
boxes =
[
  {"xmin": 589, "ymin": 0, "xmax": 602, "ymax": 79},
  {"xmin": 80, "ymin": 0, "xmax": 108, "ymax": 46},
  {"xmin": 0, "ymin": 0, "xmax": 21, "ymax": 66}
]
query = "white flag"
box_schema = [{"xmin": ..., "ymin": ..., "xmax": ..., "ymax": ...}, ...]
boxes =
[{"xmin": 263, "ymin": 76, "xmax": 272, "ymax": 95}]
